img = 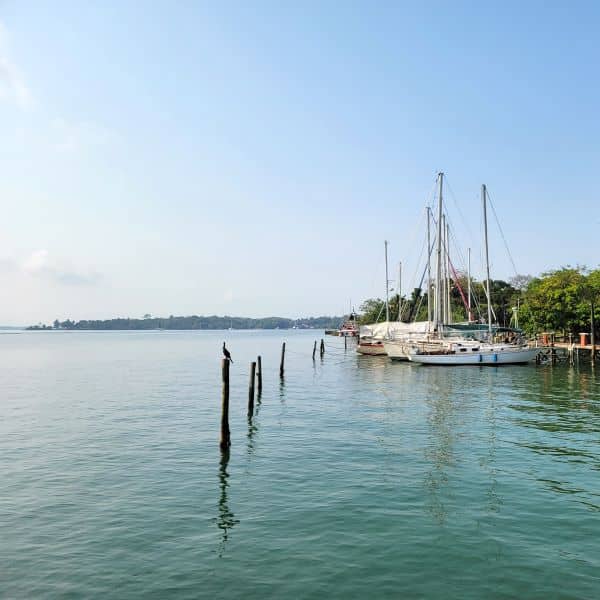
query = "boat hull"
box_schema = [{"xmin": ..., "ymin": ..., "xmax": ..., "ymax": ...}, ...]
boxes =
[
  {"xmin": 408, "ymin": 347, "xmax": 540, "ymax": 365},
  {"xmin": 382, "ymin": 341, "xmax": 410, "ymax": 361},
  {"xmin": 356, "ymin": 342, "xmax": 386, "ymax": 356}
]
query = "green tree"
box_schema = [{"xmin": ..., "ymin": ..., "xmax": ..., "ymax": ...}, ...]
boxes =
[{"xmin": 519, "ymin": 268, "xmax": 589, "ymax": 335}]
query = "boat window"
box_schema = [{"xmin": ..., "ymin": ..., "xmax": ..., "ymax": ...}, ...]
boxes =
[
  {"xmin": 472, "ymin": 348, "xmax": 479, "ymax": 351},
  {"xmin": 460, "ymin": 348, "xmax": 467, "ymax": 352}
]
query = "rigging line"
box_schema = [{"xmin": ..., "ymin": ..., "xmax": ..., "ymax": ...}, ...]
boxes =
[
  {"xmin": 485, "ymin": 188, "xmax": 519, "ymax": 278},
  {"xmin": 443, "ymin": 177, "xmax": 478, "ymax": 249},
  {"xmin": 446, "ymin": 223, "xmax": 486, "ymax": 321},
  {"xmin": 407, "ymin": 226, "xmax": 427, "ymax": 301},
  {"xmin": 401, "ymin": 175, "xmax": 442, "ymax": 292},
  {"xmin": 407, "ymin": 260, "xmax": 429, "ymax": 321},
  {"xmin": 399, "ymin": 204, "xmax": 427, "ymax": 282},
  {"xmin": 448, "ymin": 256, "xmax": 471, "ymax": 318}
]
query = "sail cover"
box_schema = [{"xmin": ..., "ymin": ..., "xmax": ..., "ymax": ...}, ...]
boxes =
[{"xmin": 359, "ymin": 321, "xmax": 434, "ymax": 339}]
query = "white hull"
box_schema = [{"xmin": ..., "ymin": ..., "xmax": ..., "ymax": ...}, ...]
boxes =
[
  {"xmin": 383, "ymin": 338, "xmax": 443, "ymax": 361},
  {"xmin": 382, "ymin": 340, "xmax": 410, "ymax": 361},
  {"xmin": 408, "ymin": 346, "xmax": 540, "ymax": 365}
]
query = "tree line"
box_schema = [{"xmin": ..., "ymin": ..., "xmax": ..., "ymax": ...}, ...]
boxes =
[
  {"xmin": 359, "ymin": 267, "xmax": 600, "ymax": 337},
  {"xmin": 29, "ymin": 315, "xmax": 343, "ymax": 331}
]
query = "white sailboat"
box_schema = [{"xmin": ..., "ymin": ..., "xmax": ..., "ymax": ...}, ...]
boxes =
[
  {"xmin": 358, "ymin": 242, "xmax": 433, "ymax": 356},
  {"xmin": 383, "ymin": 177, "xmax": 444, "ymax": 361},
  {"xmin": 357, "ymin": 240, "xmax": 392, "ymax": 355},
  {"xmin": 407, "ymin": 182, "xmax": 539, "ymax": 366}
]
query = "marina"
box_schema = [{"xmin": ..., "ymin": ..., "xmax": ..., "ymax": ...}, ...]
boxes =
[
  {"xmin": 357, "ymin": 174, "xmax": 542, "ymax": 365},
  {"xmin": 3, "ymin": 4, "xmax": 600, "ymax": 598}
]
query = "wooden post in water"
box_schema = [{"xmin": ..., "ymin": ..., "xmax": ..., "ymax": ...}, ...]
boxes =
[
  {"xmin": 312, "ymin": 340, "xmax": 317, "ymax": 360},
  {"xmin": 279, "ymin": 342, "xmax": 286, "ymax": 378},
  {"xmin": 220, "ymin": 359, "xmax": 231, "ymax": 450},
  {"xmin": 257, "ymin": 355, "xmax": 262, "ymax": 394},
  {"xmin": 344, "ymin": 336, "xmax": 347, "ymax": 351},
  {"xmin": 320, "ymin": 338, "xmax": 325, "ymax": 357},
  {"xmin": 248, "ymin": 361, "xmax": 256, "ymax": 416}
]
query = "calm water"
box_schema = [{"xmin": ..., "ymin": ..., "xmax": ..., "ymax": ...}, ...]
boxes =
[{"xmin": 1, "ymin": 330, "xmax": 599, "ymax": 599}]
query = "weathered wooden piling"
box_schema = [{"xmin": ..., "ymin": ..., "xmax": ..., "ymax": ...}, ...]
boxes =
[
  {"xmin": 220, "ymin": 359, "xmax": 231, "ymax": 450},
  {"xmin": 257, "ymin": 355, "xmax": 262, "ymax": 394},
  {"xmin": 344, "ymin": 336, "xmax": 347, "ymax": 351},
  {"xmin": 312, "ymin": 340, "xmax": 317, "ymax": 360},
  {"xmin": 320, "ymin": 338, "xmax": 325, "ymax": 357},
  {"xmin": 280, "ymin": 342, "xmax": 286, "ymax": 377},
  {"xmin": 248, "ymin": 361, "xmax": 256, "ymax": 416}
]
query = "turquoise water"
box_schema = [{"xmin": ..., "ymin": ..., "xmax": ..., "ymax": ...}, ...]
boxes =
[{"xmin": 1, "ymin": 330, "xmax": 599, "ymax": 598}]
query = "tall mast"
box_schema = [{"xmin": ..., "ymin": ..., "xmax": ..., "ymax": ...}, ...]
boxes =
[
  {"xmin": 435, "ymin": 173, "xmax": 444, "ymax": 333},
  {"xmin": 426, "ymin": 206, "xmax": 432, "ymax": 324},
  {"xmin": 441, "ymin": 214, "xmax": 447, "ymax": 324},
  {"xmin": 467, "ymin": 247, "xmax": 472, "ymax": 321},
  {"xmin": 398, "ymin": 261, "xmax": 402, "ymax": 321},
  {"xmin": 482, "ymin": 184, "xmax": 492, "ymax": 338},
  {"xmin": 446, "ymin": 220, "xmax": 452, "ymax": 325},
  {"xmin": 384, "ymin": 240, "xmax": 390, "ymax": 324}
]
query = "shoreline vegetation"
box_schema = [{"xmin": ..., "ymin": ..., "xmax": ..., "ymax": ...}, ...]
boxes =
[
  {"xmin": 27, "ymin": 315, "xmax": 343, "ymax": 331},
  {"xmin": 359, "ymin": 267, "xmax": 599, "ymax": 337}
]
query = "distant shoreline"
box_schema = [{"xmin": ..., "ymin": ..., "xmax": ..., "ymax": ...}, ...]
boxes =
[{"xmin": 26, "ymin": 315, "xmax": 344, "ymax": 332}]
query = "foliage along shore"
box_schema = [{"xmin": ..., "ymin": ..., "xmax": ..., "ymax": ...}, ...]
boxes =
[
  {"xmin": 27, "ymin": 315, "xmax": 343, "ymax": 331},
  {"xmin": 359, "ymin": 267, "xmax": 600, "ymax": 337}
]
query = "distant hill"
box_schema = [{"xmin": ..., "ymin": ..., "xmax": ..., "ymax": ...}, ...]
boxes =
[{"xmin": 28, "ymin": 315, "xmax": 343, "ymax": 331}]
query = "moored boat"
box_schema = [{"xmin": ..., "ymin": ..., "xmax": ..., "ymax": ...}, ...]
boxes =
[
  {"xmin": 407, "ymin": 180, "xmax": 541, "ymax": 366},
  {"xmin": 408, "ymin": 341, "xmax": 539, "ymax": 365},
  {"xmin": 339, "ymin": 312, "xmax": 359, "ymax": 337},
  {"xmin": 356, "ymin": 339, "xmax": 386, "ymax": 355}
]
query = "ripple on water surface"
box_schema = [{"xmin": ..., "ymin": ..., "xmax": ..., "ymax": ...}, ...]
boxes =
[{"xmin": 1, "ymin": 331, "xmax": 600, "ymax": 599}]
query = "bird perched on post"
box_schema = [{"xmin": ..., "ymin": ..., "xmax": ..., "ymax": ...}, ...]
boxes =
[{"xmin": 223, "ymin": 342, "xmax": 233, "ymax": 363}]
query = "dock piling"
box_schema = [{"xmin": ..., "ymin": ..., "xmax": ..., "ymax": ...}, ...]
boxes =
[
  {"xmin": 312, "ymin": 340, "xmax": 317, "ymax": 360},
  {"xmin": 320, "ymin": 338, "xmax": 325, "ymax": 357},
  {"xmin": 220, "ymin": 359, "xmax": 231, "ymax": 450},
  {"xmin": 257, "ymin": 355, "xmax": 262, "ymax": 394},
  {"xmin": 248, "ymin": 361, "xmax": 256, "ymax": 416},
  {"xmin": 280, "ymin": 342, "xmax": 286, "ymax": 378}
]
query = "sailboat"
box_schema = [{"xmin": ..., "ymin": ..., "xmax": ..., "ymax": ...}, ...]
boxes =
[
  {"xmin": 357, "ymin": 241, "xmax": 392, "ymax": 355},
  {"xmin": 357, "ymin": 242, "xmax": 432, "ymax": 355},
  {"xmin": 407, "ymin": 181, "xmax": 540, "ymax": 365}
]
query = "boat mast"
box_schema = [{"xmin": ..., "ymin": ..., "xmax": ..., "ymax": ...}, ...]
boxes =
[
  {"xmin": 435, "ymin": 172, "xmax": 444, "ymax": 334},
  {"xmin": 384, "ymin": 240, "xmax": 390, "ymax": 324},
  {"xmin": 482, "ymin": 184, "xmax": 493, "ymax": 339},
  {"xmin": 427, "ymin": 206, "xmax": 432, "ymax": 324},
  {"xmin": 446, "ymin": 220, "xmax": 452, "ymax": 325},
  {"xmin": 467, "ymin": 247, "xmax": 472, "ymax": 321},
  {"xmin": 441, "ymin": 214, "xmax": 447, "ymax": 324},
  {"xmin": 398, "ymin": 261, "xmax": 402, "ymax": 321}
]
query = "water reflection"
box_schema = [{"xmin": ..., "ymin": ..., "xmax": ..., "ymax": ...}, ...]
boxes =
[
  {"xmin": 423, "ymin": 377, "xmax": 456, "ymax": 525},
  {"xmin": 215, "ymin": 451, "xmax": 239, "ymax": 557},
  {"xmin": 508, "ymin": 366, "xmax": 600, "ymax": 510},
  {"xmin": 482, "ymin": 371, "xmax": 501, "ymax": 515},
  {"xmin": 422, "ymin": 368, "xmax": 504, "ymax": 522},
  {"xmin": 279, "ymin": 377, "xmax": 285, "ymax": 403},
  {"xmin": 247, "ymin": 415, "xmax": 258, "ymax": 455}
]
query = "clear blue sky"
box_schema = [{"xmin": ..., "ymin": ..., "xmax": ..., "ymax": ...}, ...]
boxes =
[{"xmin": 1, "ymin": 1, "xmax": 598, "ymax": 324}]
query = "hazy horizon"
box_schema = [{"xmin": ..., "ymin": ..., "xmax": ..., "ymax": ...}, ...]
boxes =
[{"xmin": 1, "ymin": 3, "xmax": 599, "ymax": 325}]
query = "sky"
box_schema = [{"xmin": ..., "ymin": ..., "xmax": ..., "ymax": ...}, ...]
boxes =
[{"xmin": 0, "ymin": 1, "xmax": 599, "ymax": 325}]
